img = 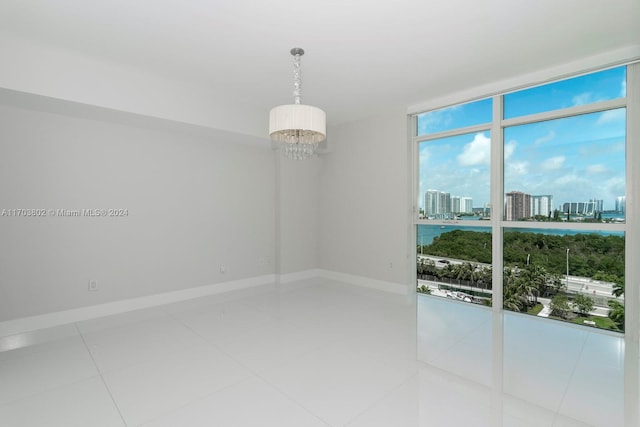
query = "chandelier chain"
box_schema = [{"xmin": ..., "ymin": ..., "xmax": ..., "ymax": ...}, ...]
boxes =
[{"xmin": 293, "ymin": 53, "xmax": 302, "ymax": 105}]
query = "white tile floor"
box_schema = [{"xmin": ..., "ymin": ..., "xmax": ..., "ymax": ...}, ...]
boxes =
[{"xmin": 0, "ymin": 278, "xmax": 625, "ymax": 426}]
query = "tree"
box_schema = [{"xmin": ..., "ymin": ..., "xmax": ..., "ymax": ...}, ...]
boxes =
[
  {"xmin": 514, "ymin": 276, "xmax": 537, "ymax": 306},
  {"xmin": 519, "ymin": 264, "xmax": 548, "ymax": 302},
  {"xmin": 503, "ymin": 267, "xmax": 524, "ymax": 311},
  {"xmin": 478, "ymin": 265, "xmax": 492, "ymax": 289},
  {"xmin": 550, "ymin": 295, "xmax": 571, "ymax": 319},
  {"xmin": 572, "ymin": 293, "xmax": 594, "ymax": 316},
  {"xmin": 607, "ymin": 300, "xmax": 624, "ymax": 330},
  {"xmin": 548, "ymin": 273, "xmax": 566, "ymax": 295},
  {"xmin": 417, "ymin": 285, "xmax": 431, "ymax": 295},
  {"xmin": 612, "ymin": 281, "xmax": 624, "ymax": 297},
  {"xmin": 504, "ymin": 285, "xmax": 524, "ymax": 312},
  {"xmin": 455, "ymin": 262, "xmax": 478, "ymax": 283}
]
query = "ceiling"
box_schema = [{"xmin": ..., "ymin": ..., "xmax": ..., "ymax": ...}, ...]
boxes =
[{"xmin": 0, "ymin": 0, "xmax": 639, "ymax": 136}]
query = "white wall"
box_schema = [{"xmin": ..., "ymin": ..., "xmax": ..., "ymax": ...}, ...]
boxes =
[
  {"xmin": 278, "ymin": 155, "xmax": 322, "ymax": 275},
  {"xmin": 0, "ymin": 103, "xmax": 275, "ymax": 322},
  {"xmin": 0, "ymin": 35, "xmax": 267, "ymax": 138},
  {"xmin": 319, "ymin": 108, "xmax": 410, "ymax": 288}
]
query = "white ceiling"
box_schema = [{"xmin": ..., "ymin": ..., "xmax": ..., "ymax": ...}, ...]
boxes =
[{"xmin": 1, "ymin": 0, "xmax": 639, "ymax": 134}]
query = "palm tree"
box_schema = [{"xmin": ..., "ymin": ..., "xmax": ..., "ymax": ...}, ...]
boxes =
[
  {"xmin": 467, "ymin": 262, "xmax": 481, "ymax": 285},
  {"xmin": 519, "ymin": 264, "xmax": 547, "ymax": 303},
  {"xmin": 514, "ymin": 276, "xmax": 536, "ymax": 306},
  {"xmin": 455, "ymin": 262, "xmax": 476, "ymax": 283},
  {"xmin": 478, "ymin": 266, "xmax": 492, "ymax": 289},
  {"xmin": 503, "ymin": 266, "xmax": 517, "ymax": 288},
  {"xmin": 503, "ymin": 285, "xmax": 524, "ymax": 312},
  {"xmin": 503, "ymin": 267, "xmax": 524, "ymax": 312}
]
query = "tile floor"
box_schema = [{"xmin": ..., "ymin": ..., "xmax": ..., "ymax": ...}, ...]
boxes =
[{"xmin": 0, "ymin": 278, "xmax": 625, "ymax": 426}]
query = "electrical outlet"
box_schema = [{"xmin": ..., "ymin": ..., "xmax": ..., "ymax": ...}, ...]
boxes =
[
  {"xmin": 219, "ymin": 264, "xmax": 227, "ymax": 274},
  {"xmin": 258, "ymin": 256, "xmax": 271, "ymax": 266},
  {"xmin": 88, "ymin": 280, "xmax": 98, "ymax": 292}
]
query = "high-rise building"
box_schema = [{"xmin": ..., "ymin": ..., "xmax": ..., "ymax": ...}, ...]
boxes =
[
  {"xmin": 615, "ymin": 196, "xmax": 626, "ymax": 214},
  {"xmin": 425, "ymin": 190, "xmax": 473, "ymax": 217},
  {"xmin": 448, "ymin": 195, "xmax": 473, "ymax": 214},
  {"xmin": 451, "ymin": 196, "xmax": 461, "ymax": 213},
  {"xmin": 506, "ymin": 191, "xmax": 531, "ymax": 220},
  {"xmin": 439, "ymin": 192, "xmax": 451, "ymax": 216},
  {"xmin": 563, "ymin": 202, "xmax": 583, "ymax": 214},
  {"xmin": 461, "ymin": 197, "xmax": 473, "ymax": 213},
  {"xmin": 424, "ymin": 190, "xmax": 440, "ymax": 217},
  {"xmin": 531, "ymin": 195, "xmax": 553, "ymax": 217},
  {"xmin": 590, "ymin": 199, "xmax": 604, "ymax": 213},
  {"xmin": 563, "ymin": 199, "xmax": 603, "ymax": 215}
]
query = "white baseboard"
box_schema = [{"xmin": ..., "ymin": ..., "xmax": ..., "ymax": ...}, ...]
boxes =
[
  {"xmin": 317, "ymin": 269, "xmax": 409, "ymax": 295},
  {"xmin": 279, "ymin": 269, "xmax": 323, "ymax": 284},
  {"xmin": 0, "ymin": 270, "xmax": 409, "ymax": 338},
  {"xmin": 0, "ymin": 274, "xmax": 275, "ymax": 338}
]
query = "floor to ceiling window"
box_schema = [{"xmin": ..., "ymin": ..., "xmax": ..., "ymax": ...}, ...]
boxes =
[
  {"xmin": 416, "ymin": 99, "xmax": 493, "ymax": 305},
  {"xmin": 415, "ymin": 65, "xmax": 628, "ymax": 332},
  {"xmin": 412, "ymin": 62, "xmax": 639, "ymax": 426}
]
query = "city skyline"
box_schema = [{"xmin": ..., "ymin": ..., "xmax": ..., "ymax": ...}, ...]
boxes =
[
  {"xmin": 423, "ymin": 187, "xmax": 623, "ymax": 217},
  {"xmin": 418, "ymin": 66, "xmax": 626, "ymax": 212}
]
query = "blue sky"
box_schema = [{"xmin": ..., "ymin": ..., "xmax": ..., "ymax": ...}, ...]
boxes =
[{"xmin": 417, "ymin": 66, "xmax": 626, "ymax": 211}]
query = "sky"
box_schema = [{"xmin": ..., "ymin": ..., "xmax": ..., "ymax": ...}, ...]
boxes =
[{"xmin": 417, "ymin": 66, "xmax": 626, "ymax": 212}]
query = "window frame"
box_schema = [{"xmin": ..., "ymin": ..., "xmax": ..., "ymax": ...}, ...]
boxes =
[{"xmin": 411, "ymin": 64, "xmax": 634, "ymax": 328}]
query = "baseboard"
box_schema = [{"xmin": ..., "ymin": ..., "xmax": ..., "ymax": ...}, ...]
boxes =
[
  {"xmin": 317, "ymin": 269, "xmax": 409, "ymax": 295},
  {"xmin": 279, "ymin": 269, "xmax": 324, "ymax": 284},
  {"xmin": 0, "ymin": 274, "xmax": 276, "ymax": 338},
  {"xmin": 0, "ymin": 269, "xmax": 409, "ymax": 337}
]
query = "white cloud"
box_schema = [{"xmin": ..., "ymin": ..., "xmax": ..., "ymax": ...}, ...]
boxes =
[
  {"xmin": 586, "ymin": 164, "xmax": 608, "ymax": 174},
  {"xmin": 541, "ymin": 156, "xmax": 565, "ymax": 171},
  {"xmin": 572, "ymin": 92, "xmax": 593, "ymax": 106},
  {"xmin": 556, "ymin": 174, "xmax": 579, "ymax": 185},
  {"xmin": 417, "ymin": 105, "xmax": 460, "ymax": 134},
  {"xmin": 457, "ymin": 133, "xmax": 490, "ymax": 166},
  {"xmin": 534, "ymin": 131, "xmax": 555, "ymax": 145},
  {"xmin": 506, "ymin": 161, "xmax": 529, "ymax": 176},
  {"xmin": 596, "ymin": 109, "xmax": 625, "ymax": 124},
  {"xmin": 620, "ymin": 80, "xmax": 627, "ymax": 97},
  {"xmin": 605, "ymin": 176, "xmax": 625, "ymax": 196},
  {"xmin": 419, "ymin": 146, "xmax": 431, "ymax": 165},
  {"xmin": 504, "ymin": 140, "xmax": 516, "ymax": 160}
]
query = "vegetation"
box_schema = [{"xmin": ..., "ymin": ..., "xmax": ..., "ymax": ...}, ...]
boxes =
[
  {"xmin": 417, "ymin": 285, "xmax": 431, "ymax": 295},
  {"xmin": 417, "ymin": 259, "xmax": 492, "ymax": 290},
  {"xmin": 417, "ymin": 229, "xmax": 626, "ymax": 332},
  {"xmin": 420, "ymin": 230, "xmax": 624, "ymax": 279},
  {"xmin": 550, "ymin": 295, "xmax": 571, "ymax": 319},
  {"xmin": 418, "ymin": 229, "xmax": 624, "ymax": 293},
  {"xmin": 419, "ymin": 230, "xmax": 492, "ymax": 264},
  {"xmin": 608, "ymin": 300, "xmax": 625, "ymax": 330},
  {"xmin": 527, "ymin": 303, "xmax": 544, "ymax": 315},
  {"xmin": 571, "ymin": 315, "xmax": 618, "ymax": 330},
  {"xmin": 572, "ymin": 294, "xmax": 594, "ymax": 316}
]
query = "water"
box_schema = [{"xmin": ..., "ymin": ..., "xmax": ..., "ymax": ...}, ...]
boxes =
[{"xmin": 417, "ymin": 224, "xmax": 624, "ymax": 247}]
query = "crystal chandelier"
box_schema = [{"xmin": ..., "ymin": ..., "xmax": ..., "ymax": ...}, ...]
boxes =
[{"xmin": 269, "ymin": 48, "xmax": 326, "ymax": 160}]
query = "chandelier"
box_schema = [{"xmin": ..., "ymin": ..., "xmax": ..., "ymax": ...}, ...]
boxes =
[{"xmin": 269, "ymin": 48, "xmax": 326, "ymax": 160}]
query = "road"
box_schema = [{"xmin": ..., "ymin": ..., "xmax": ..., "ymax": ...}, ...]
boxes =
[
  {"xmin": 418, "ymin": 279, "xmax": 613, "ymax": 317},
  {"xmin": 417, "ymin": 254, "xmax": 620, "ymax": 301}
]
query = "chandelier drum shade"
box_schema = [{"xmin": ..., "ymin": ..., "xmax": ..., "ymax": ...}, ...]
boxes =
[{"xmin": 269, "ymin": 48, "xmax": 326, "ymax": 160}]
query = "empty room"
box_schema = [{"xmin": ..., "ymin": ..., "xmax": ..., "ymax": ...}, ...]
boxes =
[{"xmin": 1, "ymin": 1, "xmax": 639, "ymax": 426}]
